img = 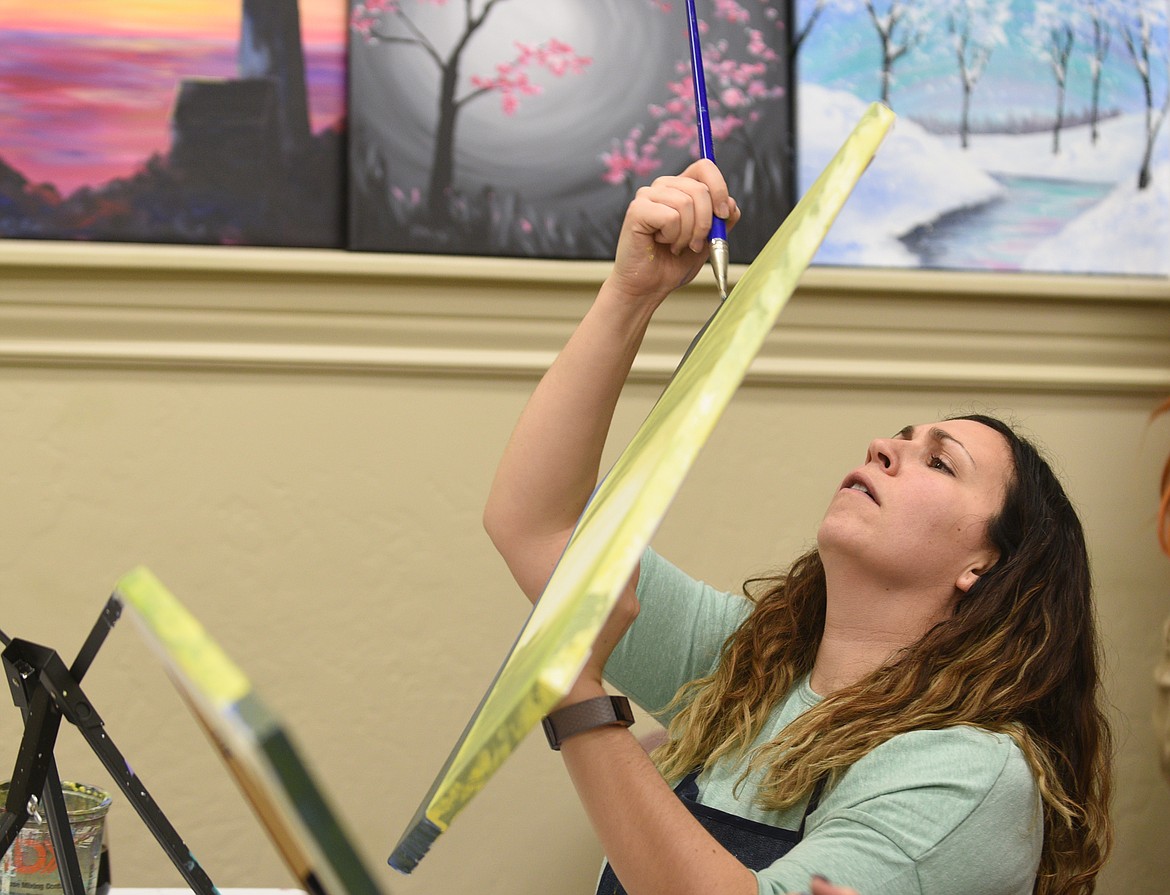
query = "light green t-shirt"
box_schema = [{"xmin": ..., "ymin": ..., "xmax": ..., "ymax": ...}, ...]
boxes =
[{"xmin": 603, "ymin": 548, "xmax": 1042, "ymax": 895}]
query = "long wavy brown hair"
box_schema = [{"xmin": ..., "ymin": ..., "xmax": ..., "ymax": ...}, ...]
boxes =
[{"xmin": 652, "ymin": 414, "xmax": 1113, "ymax": 895}]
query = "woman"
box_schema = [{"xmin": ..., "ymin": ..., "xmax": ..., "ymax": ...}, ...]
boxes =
[{"xmin": 483, "ymin": 161, "xmax": 1112, "ymax": 895}]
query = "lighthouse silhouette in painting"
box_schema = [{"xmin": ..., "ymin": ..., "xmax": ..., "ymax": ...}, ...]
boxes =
[{"xmin": 0, "ymin": 0, "xmax": 346, "ymax": 247}]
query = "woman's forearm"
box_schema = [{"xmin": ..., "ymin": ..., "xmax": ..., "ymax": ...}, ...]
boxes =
[
  {"xmin": 482, "ymin": 279, "xmax": 664, "ymax": 601},
  {"xmin": 556, "ymin": 678, "xmax": 757, "ymax": 895},
  {"xmin": 483, "ymin": 161, "xmax": 737, "ymax": 603}
]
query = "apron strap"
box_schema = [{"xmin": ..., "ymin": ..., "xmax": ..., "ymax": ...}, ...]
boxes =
[
  {"xmin": 796, "ymin": 774, "xmax": 828, "ymax": 838},
  {"xmin": 594, "ymin": 770, "xmax": 827, "ymax": 895},
  {"xmin": 681, "ymin": 769, "xmax": 828, "ymax": 837}
]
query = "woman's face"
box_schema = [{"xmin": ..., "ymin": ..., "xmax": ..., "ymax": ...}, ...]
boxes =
[{"xmin": 817, "ymin": 419, "xmax": 1014, "ymax": 596}]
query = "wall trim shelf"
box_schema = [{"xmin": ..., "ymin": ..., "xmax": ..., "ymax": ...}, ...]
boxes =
[{"xmin": 2, "ymin": 241, "xmax": 1168, "ymax": 395}]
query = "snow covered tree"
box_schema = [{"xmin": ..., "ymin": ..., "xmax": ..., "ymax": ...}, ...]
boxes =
[
  {"xmin": 794, "ymin": 0, "xmax": 831, "ymax": 56},
  {"xmin": 860, "ymin": 0, "xmax": 931, "ymax": 108},
  {"xmin": 1111, "ymin": 0, "xmax": 1169, "ymax": 188},
  {"xmin": 942, "ymin": 0, "xmax": 1010, "ymax": 148},
  {"xmin": 1081, "ymin": 0, "xmax": 1113, "ymax": 144},
  {"xmin": 1025, "ymin": 0, "xmax": 1083, "ymax": 155}
]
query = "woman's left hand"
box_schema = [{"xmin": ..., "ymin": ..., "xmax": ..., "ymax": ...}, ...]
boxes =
[{"xmin": 560, "ymin": 576, "xmax": 640, "ymax": 704}]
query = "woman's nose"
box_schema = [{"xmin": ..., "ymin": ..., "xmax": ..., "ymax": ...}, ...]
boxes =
[{"xmin": 867, "ymin": 437, "xmax": 898, "ymax": 472}]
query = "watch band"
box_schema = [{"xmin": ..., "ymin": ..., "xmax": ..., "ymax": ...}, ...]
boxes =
[{"xmin": 542, "ymin": 695, "xmax": 634, "ymax": 750}]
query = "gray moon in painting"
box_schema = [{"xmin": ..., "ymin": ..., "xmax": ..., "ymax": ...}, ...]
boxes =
[{"xmin": 350, "ymin": 1, "xmax": 692, "ymax": 211}]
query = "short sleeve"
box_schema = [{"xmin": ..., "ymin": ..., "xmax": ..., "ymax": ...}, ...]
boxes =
[
  {"xmin": 754, "ymin": 727, "xmax": 1042, "ymax": 895},
  {"xmin": 603, "ymin": 547, "xmax": 751, "ymax": 721}
]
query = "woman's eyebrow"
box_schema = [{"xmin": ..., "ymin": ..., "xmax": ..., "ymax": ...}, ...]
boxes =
[{"xmin": 894, "ymin": 425, "xmax": 977, "ymax": 468}]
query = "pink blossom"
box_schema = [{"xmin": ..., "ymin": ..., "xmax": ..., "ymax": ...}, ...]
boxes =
[
  {"xmin": 714, "ymin": 0, "xmax": 750, "ymax": 24},
  {"xmin": 655, "ymin": 117, "xmax": 694, "ymax": 149},
  {"xmin": 601, "ymin": 129, "xmax": 662, "ymax": 184},
  {"xmin": 720, "ymin": 86, "xmax": 747, "ymax": 108},
  {"xmin": 600, "ymin": 153, "xmax": 632, "ymax": 185},
  {"xmin": 633, "ymin": 157, "xmax": 661, "ymax": 178},
  {"xmin": 598, "ymin": 1, "xmax": 789, "ymax": 190},
  {"xmin": 711, "ymin": 115, "xmax": 743, "ymax": 141},
  {"xmin": 747, "ymin": 29, "xmax": 778, "ymax": 61},
  {"xmin": 350, "ymin": 0, "xmax": 400, "ymax": 33},
  {"xmin": 349, "ymin": 5, "xmax": 380, "ymax": 36},
  {"xmin": 471, "ymin": 38, "xmax": 592, "ymax": 114}
]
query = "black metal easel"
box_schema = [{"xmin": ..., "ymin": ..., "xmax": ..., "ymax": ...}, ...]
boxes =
[{"xmin": 0, "ymin": 596, "xmax": 217, "ymax": 895}]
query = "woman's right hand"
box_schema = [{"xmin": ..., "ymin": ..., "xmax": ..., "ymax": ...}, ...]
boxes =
[{"xmin": 606, "ymin": 159, "xmax": 739, "ymax": 310}]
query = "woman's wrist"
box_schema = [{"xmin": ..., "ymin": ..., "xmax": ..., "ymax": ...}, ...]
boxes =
[
  {"xmin": 597, "ymin": 274, "xmax": 670, "ymax": 323},
  {"xmin": 555, "ymin": 676, "xmax": 608, "ymax": 711},
  {"xmin": 543, "ymin": 694, "xmax": 634, "ymax": 750}
]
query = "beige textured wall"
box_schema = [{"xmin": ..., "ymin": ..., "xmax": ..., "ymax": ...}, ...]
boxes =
[{"xmin": 1, "ymin": 243, "xmax": 1169, "ymax": 895}]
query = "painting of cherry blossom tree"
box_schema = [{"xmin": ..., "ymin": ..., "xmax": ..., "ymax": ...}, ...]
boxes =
[
  {"xmin": 347, "ymin": 0, "xmax": 794, "ymax": 261},
  {"xmin": 796, "ymin": 0, "xmax": 1170, "ymax": 275}
]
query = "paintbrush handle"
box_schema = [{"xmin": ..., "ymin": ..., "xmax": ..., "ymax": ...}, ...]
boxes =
[{"xmin": 685, "ymin": 0, "xmax": 729, "ymax": 295}]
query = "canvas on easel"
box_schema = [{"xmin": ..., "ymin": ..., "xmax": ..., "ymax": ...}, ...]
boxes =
[
  {"xmin": 112, "ymin": 569, "xmax": 390, "ymax": 895},
  {"xmin": 387, "ymin": 101, "xmax": 895, "ymax": 873}
]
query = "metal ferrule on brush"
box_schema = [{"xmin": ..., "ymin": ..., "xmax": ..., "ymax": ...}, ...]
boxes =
[{"xmin": 708, "ymin": 237, "xmax": 730, "ymax": 301}]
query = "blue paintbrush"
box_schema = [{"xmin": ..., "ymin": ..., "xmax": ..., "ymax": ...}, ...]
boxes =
[{"xmin": 685, "ymin": 0, "xmax": 729, "ymax": 301}]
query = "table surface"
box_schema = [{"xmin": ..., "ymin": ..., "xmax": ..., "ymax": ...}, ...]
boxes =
[{"xmin": 112, "ymin": 889, "xmax": 305, "ymax": 895}]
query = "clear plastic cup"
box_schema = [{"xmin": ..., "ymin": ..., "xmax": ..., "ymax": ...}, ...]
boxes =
[{"xmin": 0, "ymin": 782, "xmax": 111, "ymax": 895}]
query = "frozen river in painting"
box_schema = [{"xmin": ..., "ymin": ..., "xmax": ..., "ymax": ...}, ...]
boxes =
[{"xmin": 902, "ymin": 173, "xmax": 1114, "ymax": 271}]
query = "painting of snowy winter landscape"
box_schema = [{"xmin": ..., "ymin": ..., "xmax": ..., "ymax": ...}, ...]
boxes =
[{"xmin": 795, "ymin": 0, "xmax": 1170, "ymax": 275}]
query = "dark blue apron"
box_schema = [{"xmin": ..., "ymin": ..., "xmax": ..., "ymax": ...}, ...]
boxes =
[{"xmin": 595, "ymin": 771, "xmax": 827, "ymax": 895}]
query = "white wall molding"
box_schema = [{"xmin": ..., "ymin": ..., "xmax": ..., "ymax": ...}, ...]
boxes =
[{"xmin": 2, "ymin": 241, "xmax": 1169, "ymax": 394}]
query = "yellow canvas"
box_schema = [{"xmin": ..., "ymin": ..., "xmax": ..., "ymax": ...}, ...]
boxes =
[
  {"xmin": 115, "ymin": 567, "xmax": 390, "ymax": 895},
  {"xmin": 390, "ymin": 102, "xmax": 896, "ymax": 872}
]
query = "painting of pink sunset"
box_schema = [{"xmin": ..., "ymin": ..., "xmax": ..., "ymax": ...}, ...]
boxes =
[{"xmin": 0, "ymin": 0, "xmax": 347, "ymax": 245}]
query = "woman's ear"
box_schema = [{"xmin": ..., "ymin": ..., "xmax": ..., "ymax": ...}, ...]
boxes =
[
  {"xmin": 956, "ymin": 550, "xmax": 998, "ymax": 594},
  {"xmin": 956, "ymin": 567, "xmax": 982, "ymax": 594}
]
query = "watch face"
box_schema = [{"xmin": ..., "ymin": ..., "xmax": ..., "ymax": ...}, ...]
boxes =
[
  {"xmin": 614, "ymin": 696, "xmax": 635, "ymax": 727},
  {"xmin": 541, "ymin": 715, "xmax": 562, "ymax": 750}
]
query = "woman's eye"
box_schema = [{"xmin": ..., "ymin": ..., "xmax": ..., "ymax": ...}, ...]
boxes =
[{"xmin": 929, "ymin": 455, "xmax": 955, "ymax": 475}]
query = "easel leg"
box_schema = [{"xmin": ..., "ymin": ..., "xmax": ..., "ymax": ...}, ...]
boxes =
[
  {"xmin": 2, "ymin": 597, "xmax": 219, "ymax": 895},
  {"xmin": 40, "ymin": 760, "xmax": 90, "ymax": 895}
]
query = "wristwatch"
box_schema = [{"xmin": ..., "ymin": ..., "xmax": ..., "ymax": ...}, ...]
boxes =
[{"xmin": 542, "ymin": 695, "xmax": 634, "ymax": 750}]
